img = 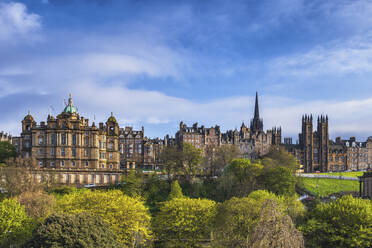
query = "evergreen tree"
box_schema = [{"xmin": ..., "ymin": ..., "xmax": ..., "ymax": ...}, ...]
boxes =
[{"xmin": 167, "ymin": 180, "xmax": 184, "ymax": 200}]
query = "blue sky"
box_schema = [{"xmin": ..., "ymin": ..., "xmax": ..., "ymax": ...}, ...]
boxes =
[{"xmin": 1, "ymin": 0, "xmax": 372, "ymax": 141}]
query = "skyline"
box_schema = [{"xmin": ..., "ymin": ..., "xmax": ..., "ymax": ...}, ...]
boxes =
[{"xmin": 1, "ymin": 0, "xmax": 372, "ymax": 140}]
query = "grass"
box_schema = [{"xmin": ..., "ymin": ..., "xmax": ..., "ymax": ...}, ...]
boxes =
[
  {"xmin": 299, "ymin": 177, "xmax": 359, "ymax": 197},
  {"xmin": 309, "ymin": 171, "xmax": 363, "ymax": 178}
]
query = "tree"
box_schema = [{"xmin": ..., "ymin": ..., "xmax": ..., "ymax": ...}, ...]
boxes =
[
  {"xmin": 299, "ymin": 195, "xmax": 372, "ymax": 248},
  {"xmin": 221, "ymin": 158, "xmax": 263, "ymax": 197},
  {"xmin": 249, "ymin": 199, "xmax": 305, "ymax": 248},
  {"xmin": 0, "ymin": 198, "xmax": 34, "ymax": 247},
  {"xmin": 143, "ymin": 173, "xmax": 170, "ymax": 211},
  {"xmin": 167, "ymin": 180, "xmax": 184, "ymax": 200},
  {"xmin": 17, "ymin": 191, "xmax": 56, "ymax": 220},
  {"xmin": 160, "ymin": 145, "xmax": 182, "ymax": 184},
  {"xmin": 57, "ymin": 190, "xmax": 152, "ymax": 247},
  {"xmin": 261, "ymin": 147, "xmax": 299, "ymax": 173},
  {"xmin": 203, "ymin": 144, "xmax": 240, "ymax": 177},
  {"xmin": 180, "ymin": 143, "xmax": 203, "ymax": 182},
  {"xmin": 0, "ymin": 157, "xmax": 51, "ymax": 196},
  {"xmin": 24, "ymin": 213, "xmax": 121, "ymax": 248},
  {"xmin": 153, "ymin": 198, "xmax": 217, "ymax": 247},
  {"xmin": 120, "ymin": 169, "xmax": 144, "ymax": 197},
  {"xmin": 0, "ymin": 141, "xmax": 16, "ymax": 163},
  {"xmin": 260, "ymin": 166, "xmax": 296, "ymax": 196},
  {"xmin": 212, "ymin": 190, "xmax": 304, "ymax": 247}
]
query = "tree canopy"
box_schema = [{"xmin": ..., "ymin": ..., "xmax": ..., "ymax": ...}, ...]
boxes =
[
  {"xmin": 0, "ymin": 141, "xmax": 16, "ymax": 164},
  {"xmin": 300, "ymin": 195, "xmax": 372, "ymax": 248},
  {"xmin": 24, "ymin": 213, "xmax": 120, "ymax": 248},
  {"xmin": 0, "ymin": 198, "xmax": 34, "ymax": 247},
  {"xmin": 56, "ymin": 190, "xmax": 152, "ymax": 247},
  {"xmin": 153, "ymin": 197, "xmax": 217, "ymax": 247},
  {"xmin": 167, "ymin": 180, "xmax": 184, "ymax": 200}
]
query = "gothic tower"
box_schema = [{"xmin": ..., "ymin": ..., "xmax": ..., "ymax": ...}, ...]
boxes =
[
  {"xmin": 300, "ymin": 114, "xmax": 313, "ymax": 172},
  {"xmin": 317, "ymin": 115, "xmax": 329, "ymax": 172},
  {"xmin": 250, "ymin": 92, "xmax": 263, "ymax": 133}
]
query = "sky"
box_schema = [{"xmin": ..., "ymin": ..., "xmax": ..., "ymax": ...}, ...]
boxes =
[{"xmin": 1, "ymin": 0, "xmax": 372, "ymax": 141}]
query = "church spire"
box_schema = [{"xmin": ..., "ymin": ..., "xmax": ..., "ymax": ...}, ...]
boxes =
[
  {"xmin": 250, "ymin": 92, "xmax": 263, "ymax": 133},
  {"xmin": 254, "ymin": 91, "xmax": 259, "ymax": 119}
]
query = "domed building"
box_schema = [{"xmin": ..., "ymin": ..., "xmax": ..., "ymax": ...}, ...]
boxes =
[{"xmin": 14, "ymin": 94, "xmax": 121, "ymax": 185}]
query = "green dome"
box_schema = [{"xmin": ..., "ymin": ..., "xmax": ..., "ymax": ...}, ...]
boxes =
[
  {"xmin": 63, "ymin": 105, "xmax": 77, "ymax": 114},
  {"xmin": 63, "ymin": 93, "xmax": 78, "ymax": 114}
]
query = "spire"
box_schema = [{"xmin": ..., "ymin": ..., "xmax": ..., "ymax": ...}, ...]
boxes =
[
  {"xmin": 254, "ymin": 91, "xmax": 260, "ymax": 119},
  {"xmin": 250, "ymin": 92, "xmax": 263, "ymax": 133}
]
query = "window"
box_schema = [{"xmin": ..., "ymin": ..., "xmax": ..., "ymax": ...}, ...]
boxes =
[
  {"xmin": 39, "ymin": 161, "xmax": 43, "ymax": 167},
  {"xmin": 85, "ymin": 161, "xmax": 89, "ymax": 167},
  {"xmin": 25, "ymin": 141, "xmax": 30, "ymax": 148},
  {"xmin": 85, "ymin": 149, "xmax": 89, "ymax": 157},
  {"xmin": 72, "ymin": 148, "xmax": 76, "ymax": 157},
  {"xmin": 101, "ymin": 164, "xmax": 105, "ymax": 168},
  {"xmin": 61, "ymin": 147, "xmax": 65, "ymax": 157},
  {"xmin": 51, "ymin": 161, "xmax": 55, "ymax": 167},
  {"xmin": 109, "ymin": 153, "xmax": 113, "ymax": 159},
  {"xmin": 72, "ymin": 161, "xmax": 75, "ymax": 166},
  {"xmin": 109, "ymin": 143, "xmax": 114, "ymax": 149},
  {"xmin": 61, "ymin": 133, "xmax": 66, "ymax": 145},
  {"xmin": 39, "ymin": 137, "xmax": 43, "ymax": 145},
  {"xmin": 51, "ymin": 148, "xmax": 56, "ymax": 156},
  {"xmin": 25, "ymin": 152, "xmax": 29, "ymax": 158},
  {"xmin": 100, "ymin": 152, "xmax": 105, "ymax": 159},
  {"xmin": 72, "ymin": 134, "xmax": 76, "ymax": 145},
  {"xmin": 109, "ymin": 164, "xmax": 113, "ymax": 169},
  {"xmin": 51, "ymin": 134, "xmax": 56, "ymax": 145},
  {"xmin": 85, "ymin": 137, "xmax": 89, "ymax": 146},
  {"xmin": 61, "ymin": 161, "xmax": 64, "ymax": 167},
  {"xmin": 39, "ymin": 149, "xmax": 43, "ymax": 156}
]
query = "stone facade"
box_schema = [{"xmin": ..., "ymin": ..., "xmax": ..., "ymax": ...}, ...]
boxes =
[
  {"xmin": 175, "ymin": 93, "xmax": 281, "ymax": 159},
  {"xmin": 0, "ymin": 131, "xmax": 12, "ymax": 143}
]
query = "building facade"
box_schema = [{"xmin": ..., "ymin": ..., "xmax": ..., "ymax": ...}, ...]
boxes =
[{"xmin": 175, "ymin": 92, "xmax": 281, "ymax": 159}]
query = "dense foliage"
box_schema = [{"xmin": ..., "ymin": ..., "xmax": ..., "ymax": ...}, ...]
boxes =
[
  {"xmin": 24, "ymin": 213, "xmax": 120, "ymax": 248},
  {"xmin": 153, "ymin": 197, "xmax": 217, "ymax": 247},
  {"xmin": 0, "ymin": 141, "xmax": 16, "ymax": 163},
  {"xmin": 17, "ymin": 191, "xmax": 56, "ymax": 220},
  {"xmin": 212, "ymin": 190, "xmax": 304, "ymax": 247},
  {"xmin": 167, "ymin": 180, "xmax": 184, "ymax": 200},
  {"xmin": 57, "ymin": 190, "xmax": 152, "ymax": 247},
  {"xmin": 0, "ymin": 198, "xmax": 34, "ymax": 247},
  {"xmin": 300, "ymin": 195, "xmax": 372, "ymax": 248}
]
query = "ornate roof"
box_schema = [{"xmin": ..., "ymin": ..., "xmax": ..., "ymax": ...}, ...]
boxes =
[
  {"xmin": 107, "ymin": 112, "xmax": 117, "ymax": 123},
  {"xmin": 23, "ymin": 111, "xmax": 34, "ymax": 121}
]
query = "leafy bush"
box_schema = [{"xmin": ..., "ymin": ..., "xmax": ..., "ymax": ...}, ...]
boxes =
[
  {"xmin": 24, "ymin": 213, "xmax": 120, "ymax": 248},
  {"xmin": 17, "ymin": 191, "xmax": 56, "ymax": 220},
  {"xmin": 153, "ymin": 197, "xmax": 217, "ymax": 247},
  {"xmin": 300, "ymin": 195, "xmax": 372, "ymax": 248},
  {"xmin": 57, "ymin": 190, "xmax": 152, "ymax": 247},
  {"xmin": 0, "ymin": 198, "xmax": 34, "ymax": 247}
]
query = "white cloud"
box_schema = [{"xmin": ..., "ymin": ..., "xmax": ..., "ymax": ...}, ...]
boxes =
[
  {"xmin": 0, "ymin": 2, "xmax": 41, "ymax": 41},
  {"xmin": 269, "ymin": 33, "xmax": 372, "ymax": 76}
]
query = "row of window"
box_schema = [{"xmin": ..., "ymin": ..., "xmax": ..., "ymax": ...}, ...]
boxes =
[
  {"xmin": 38, "ymin": 160, "xmax": 114, "ymax": 169},
  {"xmin": 38, "ymin": 148, "xmax": 90, "ymax": 157}
]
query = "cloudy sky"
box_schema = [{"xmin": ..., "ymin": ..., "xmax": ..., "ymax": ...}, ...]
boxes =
[{"xmin": 1, "ymin": 0, "xmax": 372, "ymax": 141}]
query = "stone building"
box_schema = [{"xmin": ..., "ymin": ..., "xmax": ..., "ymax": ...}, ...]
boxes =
[
  {"xmin": 0, "ymin": 131, "xmax": 12, "ymax": 143},
  {"xmin": 13, "ymin": 94, "xmax": 120, "ymax": 171},
  {"xmin": 175, "ymin": 92, "xmax": 281, "ymax": 159},
  {"xmin": 298, "ymin": 115, "xmax": 329, "ymax": 172},
  {"xmin": 119, "ymin": 126, "xmax": 144, "ymax": 170}
]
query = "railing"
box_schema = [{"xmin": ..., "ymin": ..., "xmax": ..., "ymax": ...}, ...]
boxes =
[{"xmin": 296, "ymin": 173, "xmax": 360, "ymax": 181}]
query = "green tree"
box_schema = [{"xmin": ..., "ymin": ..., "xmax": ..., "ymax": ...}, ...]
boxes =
[
  {"xmin": 167, "ymin": 180, "xmax": 184, "ymax": 200},
  {"xmin": 57, "ymin": 190, "xmax": 152, "ymax": 247},
  {"xmin": 24, "ymin": 213, "xmax": 120, "ymax": 248},
  {"xmin": 120, "ymin": 169, "xmax": 144, "ymax": 197},
  {"xmin": 203, "ymin": 144, "xmax": 240, "ymax": 177},
  {"xmin": 261, "ymin": 147, "xmax": 299, "ymax": 173},
  {"xmin": 160, "ymin": 145, "xmax": 182, "ymax": 184},
  {"xmin": 181, "ymin": 143, "xmax": 203, "ymax": 182},
  {"xmin": 143, "ymin": 173, "xmax": 170, "ymax": 211},
  {"xmin": 260, "ymin": 166, "xmax": 296, "ymax": 196},
  {"xmin": 0, "ymin": 198, "xmax": 34, "ymax": 247},
  {"xmin": 212, "ymin": 190, "xmax": 304, "ymax": 247},
  {"xmin": 299, "ymin": 195, "xmax": 372, "ymax": 248},
  {"xmin": 0, "ymin": 141, "xmax": 16, "ymax": 163},
  {"xmin": 153, "ymin": 197, "xmax": 217, "ymax": 248}
]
